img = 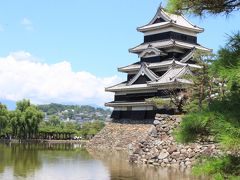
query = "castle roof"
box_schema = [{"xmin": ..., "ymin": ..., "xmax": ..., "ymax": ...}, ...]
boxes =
[
  {"xmin": 118, "ymin": 48, "xmax": 201, "ymax": 73},
  {"xmin": 137, "ymin": 7, "xmax": 203, "ymax": 33},
  {"xmin": 118, "ymin": 59, "xmax": 201, "ymax": 73},
  {"xmin": 105, "ymin": 82, "xmax": 152, "ymax": 92},
  {"xmin": 129, "ymin": 39, "xmax": 211, "ymax": 53},
  {"xmin": 106, "ymin": 64, "xmax": 193, "ymax": 92},
  {"xmin": 148, "ymin": 65, "xmax": 192, "ymax": 86}
]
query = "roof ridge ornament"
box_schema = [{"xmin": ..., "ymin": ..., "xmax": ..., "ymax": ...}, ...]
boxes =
[
  {"xmin": 157, "ymin": 2, "xmax": 163, "ymax": 12},
  {"xmin": 143, "ymin": 4, "xmax": 171, "ymax": 26},
  {"xmin": 172, "ymin": 60, "xmax": 176, "ymax": 67}
]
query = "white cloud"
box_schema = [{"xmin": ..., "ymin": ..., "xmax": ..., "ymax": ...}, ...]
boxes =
[
  {"xmin": 21, "ymin": 18, "xmax": 31, "ymax": 25},
  {"xmin": 0, "ymin": 51, "xmax": 121, "ymax": 106},
  {"xmin": 21, "ymin": 18, "xmax": 33, "ymax": 31}
]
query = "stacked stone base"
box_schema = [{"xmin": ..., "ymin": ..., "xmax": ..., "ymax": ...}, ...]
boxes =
[
  {"xmin": 86, "ymin": 115, "xmax": 220, "ymax": 168},
  {"xmin": 129, "ymin": 114, "xmax": 220, "ymax": 168},
  {"xmin": 86, "ymin": 123, "xmax": 151, "ymax": 150}
]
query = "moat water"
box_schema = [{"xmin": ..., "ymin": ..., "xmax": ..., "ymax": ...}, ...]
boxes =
[{"xmin": 0, "ymin": 143, "xmax": 199, "ymax": 180}]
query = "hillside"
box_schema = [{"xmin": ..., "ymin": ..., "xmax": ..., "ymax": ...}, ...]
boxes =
[{"xmin": 38, "ymin": 103, "xmax": 112, "ymax": 123}]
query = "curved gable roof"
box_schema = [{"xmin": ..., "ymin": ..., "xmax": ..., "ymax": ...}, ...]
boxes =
[
  {"xmin": 137, "ymin": 7, "xmax": 203, "ymax": 33},
  {"xmin": 127, "ymin": 63, "xmax": 158, "ymax": 85}
]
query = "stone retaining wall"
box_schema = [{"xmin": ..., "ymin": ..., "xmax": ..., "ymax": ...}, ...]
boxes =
[
  {"xmin": 129, "ymin": 114, "xmax": 221, "ymax": 168},
  {"xmin": 87, "ymin": 114, "xmax": 221, "ymax": 168},
  {"xmin": 86, "ymin": 123, "xmax": 151, "ymax": 150}
]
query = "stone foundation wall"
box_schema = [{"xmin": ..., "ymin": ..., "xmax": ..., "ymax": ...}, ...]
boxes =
[
  {"xmin": 129, "ymin": 114, "xmax": 221, "ymax": 168},
  {"xmin": 86, "ymin": 123, "xmax": 151, "ymax": 150},
  {"xmin": 87, "ymin": 114, "xmax": 220, "ymax": 168}
]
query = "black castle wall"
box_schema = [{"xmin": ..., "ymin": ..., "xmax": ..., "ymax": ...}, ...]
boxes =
[
  {"xmin": 111, "ymin": 109, "xmax": 175, "ymax": 123},
  {"xmin": 144, "ymin": 31, "xmax": 197, "ymax": 44},
  {"xmin": 114, "ymin": 90, "xmax": 182, "ymax": 102}
]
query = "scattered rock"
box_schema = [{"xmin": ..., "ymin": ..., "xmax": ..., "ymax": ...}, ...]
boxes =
[
  {"xmin": 158, "ymin": 150, "xmax": 169, "ymax": 160},
  {"xmin": 168, "ymin": 145, "xmax": 177, "ymax": 154},
  {"xmin": 161, "ymin": 162, "xmax": 166, "ymax": 167},
  {"xmin": 129, "ymin": 155, "xmax": 138, "ymax": 162},
  {"xmin": 153, "ymin": 120, "xmax": 160, "ymax": 125},
  {"xmin": 148, "ymin": 125, "xmax": 157, "ymax": 137},
  {"xmin": 172, "ymin": 151, "xmax": 180, "ymax": 157},
  {"xmin": 180, "ymin": 149, "xmax": 187, "ymax": 154},
  {"xmin": 163, "ymin": 158, "xmax": 169, "ymax": 163},
  {"xmin": 153, "ymin": 140, "xmax": 163, "ymax": 146},
  {"xmin": 147, "ymin": 160, "xmax": 154, "ymax": 164},
  {"xmin": 185, "ymin": 161, "xmax": 191, "ymax": 166},
  {"xmin": 180, "ymin": 162, "xmax": 185, "ymax": 167}
]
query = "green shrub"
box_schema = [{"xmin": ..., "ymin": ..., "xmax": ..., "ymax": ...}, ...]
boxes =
[
  {"xmin": 145, "ymin": 97, "xmax": 172, "ymax": 108},
  {"xmin": 174, "ymin": 111, "xmax": 213, "ymax": 143},
  {"xmin": 193, "ymin": 156, "xmax": 240, "ymax": 179}
]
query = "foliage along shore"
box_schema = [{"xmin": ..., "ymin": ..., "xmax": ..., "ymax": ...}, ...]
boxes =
[
  {"xmin": 0, "ymin": 138, "xmax": 88, "ymax": 144},
  {"xmin": 0, "ymin": 99, "xmax": 105, "ymax": 141}
]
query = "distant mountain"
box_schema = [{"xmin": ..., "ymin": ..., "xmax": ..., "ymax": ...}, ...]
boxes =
[
  {"xmin": 0, "ymin": 100, "xmax": 112, "ymax": 122},
  {"xmin": 37, "ymin": 103, "xmax": 112, "ymax": 122},
  {"xmin": 0, "ymin": 99, "xmax": 16, "ymax": 110}
]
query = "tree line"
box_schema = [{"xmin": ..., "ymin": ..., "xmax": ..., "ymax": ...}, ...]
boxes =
[
  {"xmin": 0, "ymin": 99, "xmax": 105, "ymax": 140},
  {"xmin": 175, "ymin": 33, "xmax": 240, "ymax": 179}
]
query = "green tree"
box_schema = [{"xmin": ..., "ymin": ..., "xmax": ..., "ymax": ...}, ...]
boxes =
[
  {"xmin": 145, "ymin": 51, "xmax": 215, "ymax": 114},
  {"xmin": 9, "ymin": 110, "xmax": 22, "ymax": 138},
  {"xmin": 182, "ymin": 51, "xmax": 219, "ymax": 112},
  {"xmin": 175, "ymin": 33, "xmax": 240, "ymax": 179},
  {"xmin": 167, "ymin": 0, "xmax": 240, "ymax": 16},
  {"xmin": 48, "ymin": 115, "xmax": 61, "ymax": 126},
  {"xmin": 79, "ymin": 121, "xmax": 105, "ymax": 139},
  {"xmin": 67, "ymin": 110, "xmax": 74, "ymax": 119},
  {"xmin": 146, "ymin": 88, "xmax": 188, "ymax": 114},
  {"xmin": 0, "ymin": 104, "xmax": 9, "ymax": 136},
  {"xmin": 16, "ymin": 99, "xmax": 31, "ymax": 112},
  {"xmin": 24, "ymin": 105, "xmax": 44, "ymax": 139},
  {"xmin": 11, "ymin": 99, "xmax": 44, "ymax": 139},
  {"xmin": 211, "ymin": 32, "xmax": 240, "ymax": 89}
]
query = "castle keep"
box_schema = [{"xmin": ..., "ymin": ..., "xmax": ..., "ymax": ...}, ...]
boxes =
[{"xmin": 106, "ymin": 7, "xmax": 210, "ymax": 121}]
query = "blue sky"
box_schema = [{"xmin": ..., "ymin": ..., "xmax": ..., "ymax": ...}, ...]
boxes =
[{"xmin": 0, "ymin": 1, "xmax": 239, "ymax": 106}]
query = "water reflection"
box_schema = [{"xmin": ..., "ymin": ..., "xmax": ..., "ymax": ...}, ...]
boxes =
[
  {"xmin": 88, "ymin": 149, "xmax": 199, "ymax": 180},
  {"xmin": 0, "ymin": 143, "xmax": 109, "ymax": 180},
  {"xmin": 0, "ymin": 143, "xmax": 42, "ymax": 177},
  {"xmin": 0, "ymin": 143, "xmax": 201, "ymax": 180}
]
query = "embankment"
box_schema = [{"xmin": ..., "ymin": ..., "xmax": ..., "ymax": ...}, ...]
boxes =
[
  {"xmin": 87, "ymin": 114, "xmax": 220, "ymax": 168},
  {"xmin": 87, "ymin": 122, "xmax": 151, "ymax": 150}
]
